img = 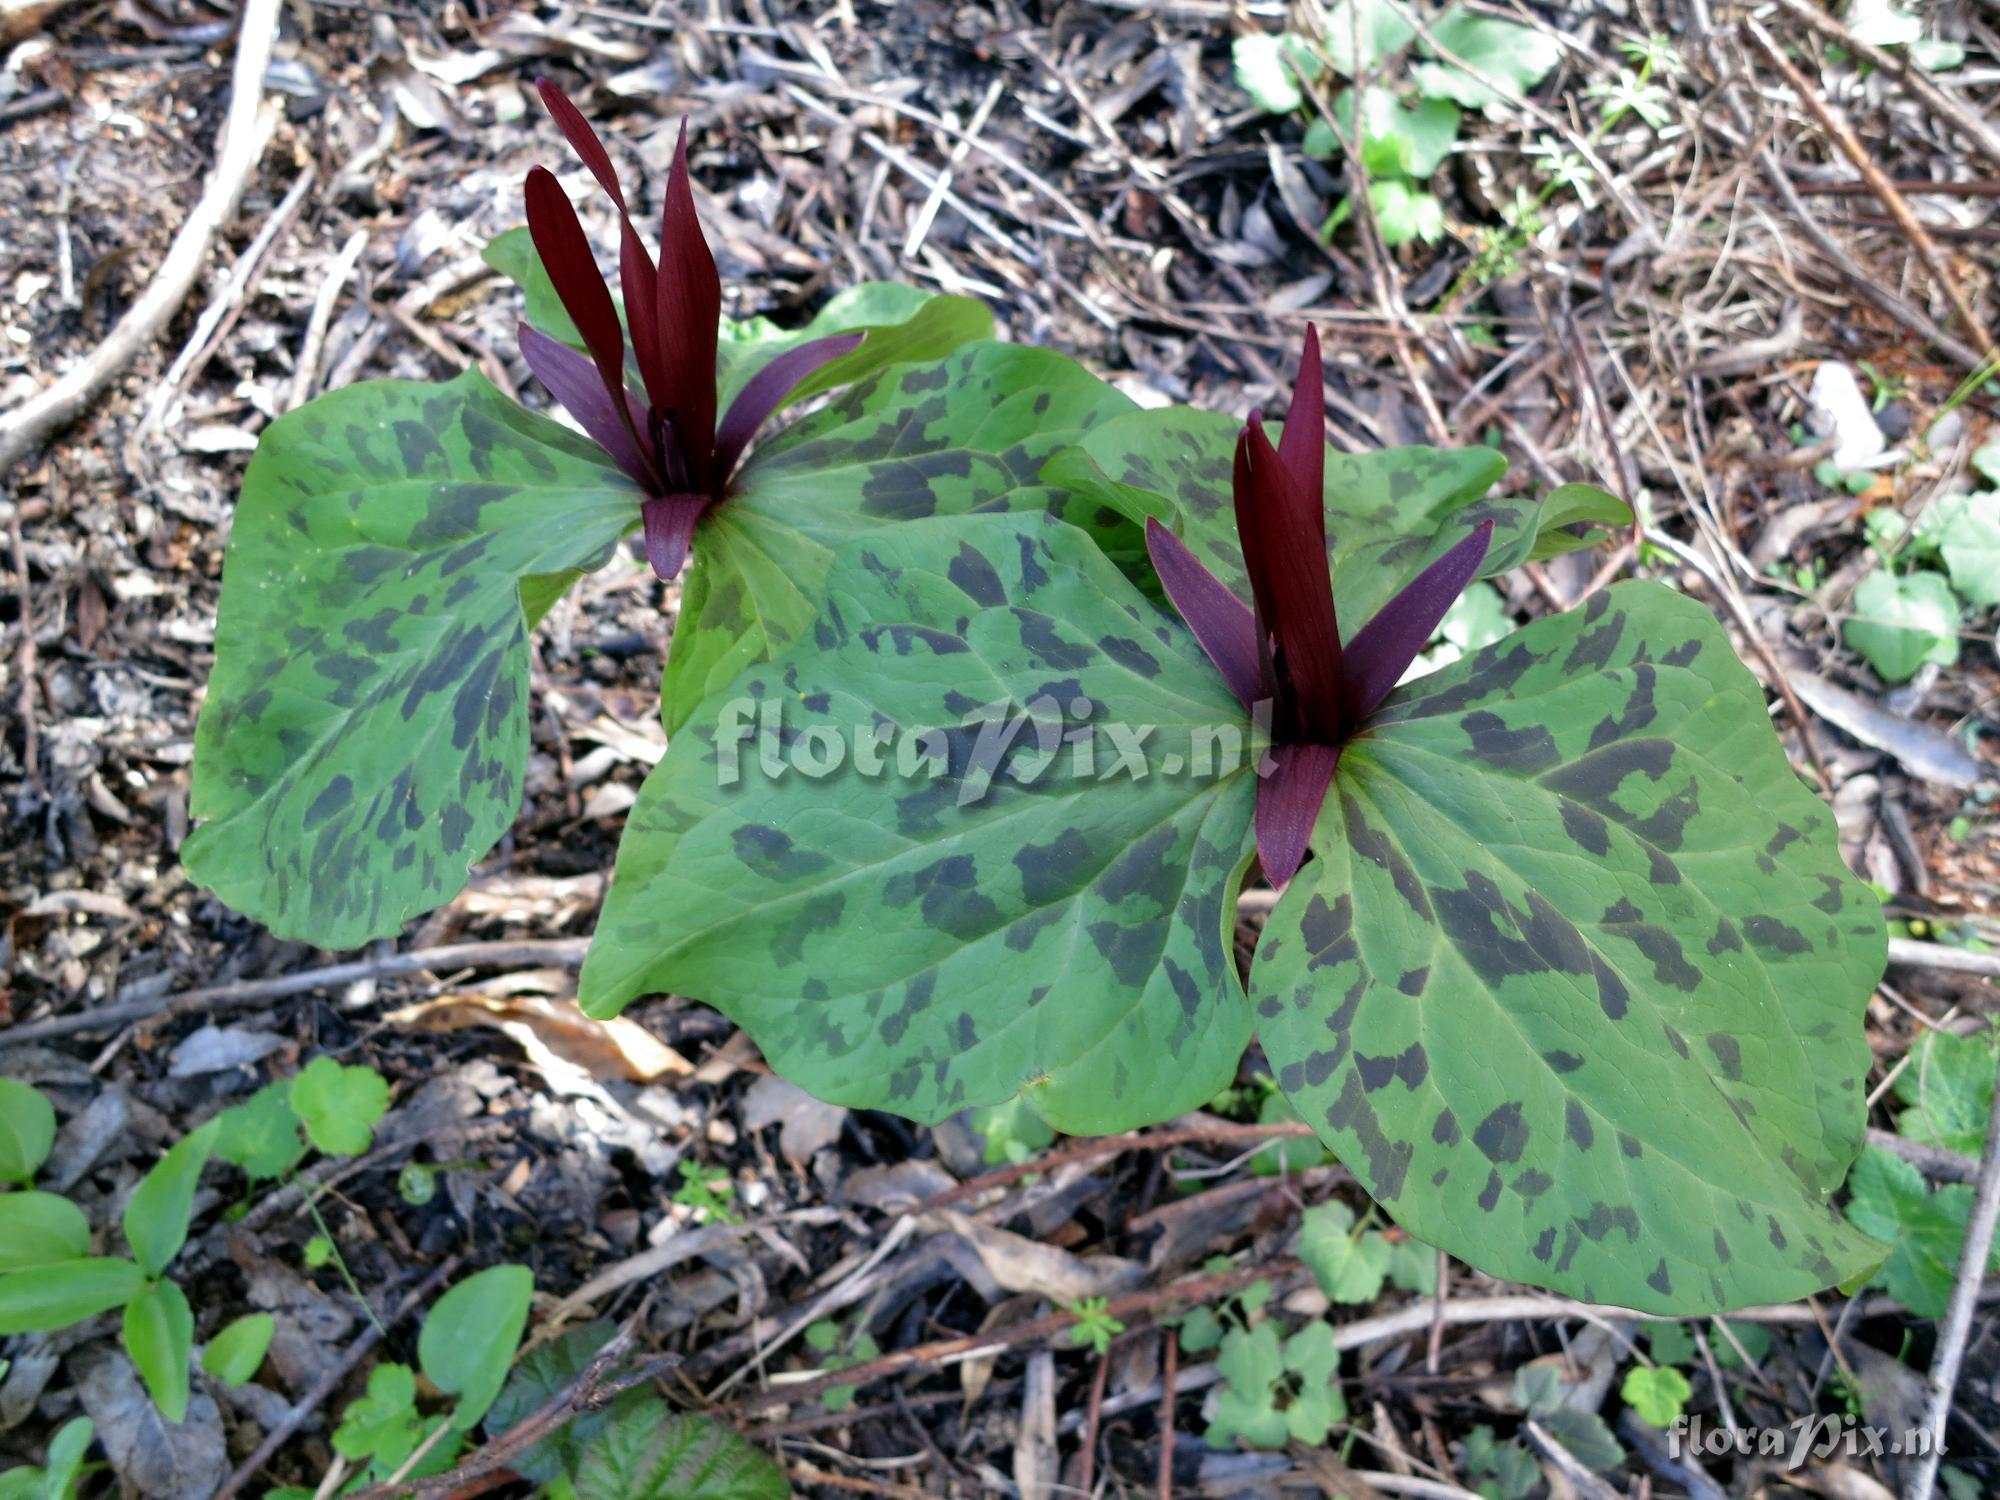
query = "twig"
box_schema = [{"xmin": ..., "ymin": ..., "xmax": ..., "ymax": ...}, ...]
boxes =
[
  {"xmin": 1744, "ymin": 20, "xmax": 1994, "ymax": 362},
  {"xmin": 1867, "ymin": 1127, "xmax": 1981, "ymax": 1185},
  {"xmin": 0, "ymin": 939, "xmax": 591, "ymax": 1047},
  {"xmin": 902, "ymin": 77, "xmax": 1003, "ymax": 262},
  {"xmin": 1157, "ymin": 1329, "xmax": 1177, "ymax": 1500},
  {"xmin": 288, "ymin": 228, "xmax": 370, "ymax": 411},
  {"xmin": 7, "ymin": 499, "xmax": 37, "ymax": 798},
  {"xmin": 1763, "ymin": 0, "xmax": 2000, "ymax": 176},
  {"xmin": 1887, "ymin": 938, "xmax": 2000, "ymax": 979},
  {"xmin": 214, "ymin": 1256, "xmax": 460, "ymax": 1500},
  {"xmin": 1522, "ymin": 1419, "xmax": 1623, "ymax": 1500},
  {"xmin": 1906, "ymin": 1051, "xmax": 2000, "ymax": 1500},
  {"xmin": 0, "ymin": 0, "xmax": 282, "ymax": 476},
  {"xmin": 344, "ymin": 1313, "xmax": 677, "ymax": 1500},
  {"xmin": 1077, "ymin": 1345, "xmax": 1110, "ymax": 1495}
]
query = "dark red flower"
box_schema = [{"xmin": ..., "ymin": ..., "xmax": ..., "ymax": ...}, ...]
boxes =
[
  {"xmin": 1146, "ymin": 325, "xmax": 1493, "ymax": 886},
  {"xmin": 521, "ymin": 81, "xmax": 863, "ymax": 581}
]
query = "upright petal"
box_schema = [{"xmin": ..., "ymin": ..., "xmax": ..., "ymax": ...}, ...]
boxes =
[
  {"xmin": 1146, "ymin": 519, "xmax": 1261, "ymax": 709},
  {"xmin": 1255, "ymin": 741, "xmax": 1340, "ymax": 888},
  {"xmin": 640, "ymin": 493, "xmax": 709, "ymax": 582},
  {"xmin": 1276, "ymin": 324, "xmax": 1325, "ymax": 506},
  {"xmin": 1242, "ymin": 420, "xmax": 1344, "ymax": 743},
  {"xmin": 653, "ymin": 120, "xmax": 723, "ymax": 491},
  {"xmin": 713, "ymin": 333, "xmax": 865, "ymax": 481},
  {"xmin": 524, "ymin": 167, "xmax": 645, "ymax": 464},
  {"xmin": 537, "ymin": 79, "xmax": 629, "ymax": 212},
  {"xmin": 1339, "ymin": 521, "xmax": 1494, "ymax": 725},
  {"xmin": 1231, "ymin": 426, "xmax": 1279, "ymax": 702},
  {"xmin": 518, "ymin": 325, "xmax": 655, "ymax": 490}
]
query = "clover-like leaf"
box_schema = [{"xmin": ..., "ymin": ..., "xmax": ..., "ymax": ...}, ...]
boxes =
[
  {"xmin": 1041, "ymin": 412, "xmax": 1621, "ymax": 635},
  {"xmin": 1893, "ymin": 1028, "xmax": 1998, "ymax": 1158},
  {"xmin": 186, "ymin": 370, "xmax": 640, "ymax": 947},
  {"xmin": 584, "ymin": 512, "xmax": 1256, "ymax": 1134},
  {"xmin": 289, "ymin": 1058, "xmax": 390, "ymax": 1158},
  {"xmin": 1298, "ymin": 1201, "xmax": 1391, "ymax": 1303},
  {"xmin": 1845, "ymin": 569, "xmax": 1960, "ymax": 683},
  {"xmin": 1846, "ymin": 1146, "xmax": 1999, "ymax": 1316},
  {"xmin": 1254, "ymin": 582, "xmax": 1887, "ymax": 1312},
  {"xmin": 660, "ymin": 341, "xmax": 1136, "ymax": 735}
]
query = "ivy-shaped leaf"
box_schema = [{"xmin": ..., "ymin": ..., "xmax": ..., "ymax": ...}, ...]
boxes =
[
  {"xmin": 584, "ymin": 512, "xmax": 1255, "ymax": 1133},
  {"xmin": 1621, "ymin": 1365, "xmax": 1691, "ymax": 1426},
  {"xmin": 1846, "ymin": 1146, "xmax": 1999, "ymax": 1316},
  {"xmin": 1298, "ymin": 1201, "xmax": 1391, "ymax": 1303},
  {"xmin": 1255, "ymin": 583, "xmax": 1887, "ymax": 1311},
  {"xmin": 1893, "ymin": 1028, "xmax": 1998, "ymax": 1158},
  {"xmin": 1412, "ymin": 6, "xmax": 1564, "ymax": 110},
  {"xmin": 660, "ymin": 341, "xmax": 1136, "ymax": 735},
  {"xmin": 186, "ymin": 370, "xmax": 640, "ymax": 947},
  {"xmin": 1845, "ymin": 570, "xmax": 1960, "ymax": 683}
]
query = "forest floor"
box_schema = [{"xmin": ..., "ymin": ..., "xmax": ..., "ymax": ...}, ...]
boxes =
[{"xmin": 3, "ymin": 0, "xmax": 2000, "ymax": 1496}]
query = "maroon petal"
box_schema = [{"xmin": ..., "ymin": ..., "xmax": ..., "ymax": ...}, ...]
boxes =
[
  {"xmin": 640, "ymin": 493, "xmax": 708, "ymax": 582},
  {"xmin": 537, "ymin": 79, "xmax": 629, "ymax": 212},
  {"xmin": 1241, "ymin": 420, "xmax": 1344, "ymax": 742},
  {"xmin": 653, "ymin": 120, "xmax": 723, "ymax": 491},
  {"xmin": 519, "ymin": 325, "xmax": 655, "ymax": 489},
  {"xmin": 1146, "ymin": 519, "xmax": 1261, "ymax": 710},
  {"xmin": 524, "ymin": 167, "xmax": 645, "ymax": 462},
  {"xmin": 713, "ymin": 333, "xmax": 865, "ymax": 481},
  {"xmin": 1231, "ymin": 427, "xmax": 1280, "ymax": 702},
  {"xmin": 1276, "ymin": 324, "xmax": 1325, "ymax": 508},
  {"xmin": 1255, "ymin": 741, "xmax": 1340, "ymax": 889},
  {"xmin": 1341, "ymin": 520, "xmax": 1494, "ymax": 725}
]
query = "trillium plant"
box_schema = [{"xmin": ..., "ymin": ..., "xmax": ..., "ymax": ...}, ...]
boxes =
[{"xmin": 190, "ymin": 89, "xmax": 1889, "ymax": 1314}]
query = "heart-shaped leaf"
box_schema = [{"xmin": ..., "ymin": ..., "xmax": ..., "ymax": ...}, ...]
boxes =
[
  {"xmin": 1253, "ymin": 583, "xmax": 1887, "ymax": 1311},
  {"xmin": 289, "ymin": 1058, "xmax": 390, "ymax": 1158},
  {"xmin": 186, "ymin": 370, "xmax": 639, "ymax": 947},
  {"xmin": 1412, "ymin": 6, "xmax": 1563, "ymax": 109},
  {"xmin": 659, "ymin": 341, "xmax": 1137, "ymax": 735},
  {"xmin": 584, "ymin": 512, "xmax": 1256, "ymax": 1133},
  {"xmin": 1844, "ymin": 569, "xmax": 1960, "ymax": 682}
]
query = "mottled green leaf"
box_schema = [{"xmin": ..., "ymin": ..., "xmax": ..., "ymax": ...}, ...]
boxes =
[
  {"xmin": 662, "ymin": 342, "xmax": 1137, "ymax": 735},
  {"xmin": 1845, "ymin": 569, "xmax": 1960, "ymax": 683},
  {"xmin": 576, "ymin": 1406, "xmax": 789, "ymax": 1500},
  {"xmin": 1041, "ymin": 412, "xmax": 1611, "ymax": 635},
  {"xmin": 0, "ymin": 1258, "xmax": 145, "ymax": 1333},
  {"xmin": 1893, "ymin": 1028, "xmax": 1998, "ymax": 1158},
  {"xmin": 0, "ymin": 1192, "xmax": 91, "ymax": 1271},
  {"xmin": 289, "ymin": 1058, "xmax": 389, "ymax": 1157},
  {"xmin": 0, "ymin": 1077, "xmax": 56, "ymax": 1186},
  {"xmin": 716, "ymin": 283, "xmax": 995, "ymax": 412},
  {"xmin": 419, "ymin": 1263, "xmax": 533, "ymax": 1430},
  {"xmin": 123, "ymin": 1279, "xmax": 194, "ymax": 1422},
  {"xmin": 124, "ymin": 1119, "xmax": 218, "ymax": 1279},
  {"xmin": 1846, "ymin": 1146, "xmax": 1997, "ymax": 1316},
  {"xmin": 585, "ymin": 512, "xmax": 1256, "ymax": 1133},
  {"xmin": 187, "ymin": 370, "xmax": 639, "ymax": 947},
  {"xmin": 202, "ymin": 1312, "xmax": 275, "ymax": 1387},
  {"xmin": 1254, "ymin": 583, "xmax": 1887, "ymax": 1312}
]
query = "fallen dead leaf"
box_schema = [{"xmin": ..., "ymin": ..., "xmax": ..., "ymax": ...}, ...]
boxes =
[{"xmin": 387, "ymin": 993, "xmax": 691, "ymax": 1083}]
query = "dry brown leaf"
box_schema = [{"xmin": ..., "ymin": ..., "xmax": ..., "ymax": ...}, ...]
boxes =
[{"xmin": 387, "ymin": 993, "xmax": 691, "ymax": 1083}]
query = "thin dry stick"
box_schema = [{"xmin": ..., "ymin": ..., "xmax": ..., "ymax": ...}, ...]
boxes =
[
  {"xmin": 0, "ymin": 938, "xmax": 591, "ymax": 1047},
  {"xmin": 902, "ymin": 77, "xmax": 1003, "ymax": 262},
  {"xmin": 289, "ymin": 228, "xmax": 370, "ymax": 411},
  {"xmin": 0, "ymin": 0, "xmax": 283, "ymax": 475},
  {"xmin": 1157, "ymin": 1329, "xmax": 1178, "ymax": 1500},
  {"xmin": 1763, "ymin": 0, "xmax": 2000, "ymax": 175},
  {"xmin": 1906, "ymin": 1052, "xmax": 2000, "ymax": 1500},
  {"xmin": 1745, "ymin": 20, "xmax": 1994, "ymax": 362},
  {"xmin": 214, "ymin": 1256, "xmax": 460, "ymax": 1500}
]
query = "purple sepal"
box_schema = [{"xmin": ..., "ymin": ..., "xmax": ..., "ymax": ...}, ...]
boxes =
[
  {"xmin": 1340, "ymin": 520, "xmax": 1495, "ymax": 725},
  {"xmin": 1255, "ymin": 740, "xmax": 1340, "ymax": 889},
  {"xmin": 641, "ymin": 493, "xmax": 708, "ymax": 582},
  {"xmin": 1145, "ymin": 519, "xmax": 1261, "ymax": 710},
  {"xmin": 713, "ymin": 332, "xmax": 866, "ymax": 482},
  {"xmin": 519, "ymin": 324, "xmax": 654, "ymax": 490}
]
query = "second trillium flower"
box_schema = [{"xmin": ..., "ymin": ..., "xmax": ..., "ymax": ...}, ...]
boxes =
[
  {"xmin": 1146, "ymin": 325, "xmax": 1494, "ymax": 887},
  {"xmin": 520, "ymin": 81, "xmax": 863, "ymax": 580}
]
